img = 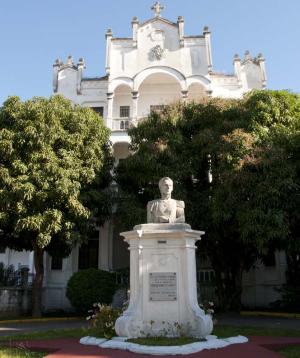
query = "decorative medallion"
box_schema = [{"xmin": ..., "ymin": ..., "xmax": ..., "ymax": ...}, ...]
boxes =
[
  {"xmin": 150, "ymin": 45, "xmax": 164, "ymax": 61},
  {"xmin": 150, "ymin": 30, "xmax": 164, "ymax": 42}
]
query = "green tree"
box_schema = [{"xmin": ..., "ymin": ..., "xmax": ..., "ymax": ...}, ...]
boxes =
[
  {"xmin": 0, "ymin": 95, "xmax": 112, "ymax": 316},
  {"xmin": 116, "ymin": 91, "xmax": 300, "ymax": 310}
]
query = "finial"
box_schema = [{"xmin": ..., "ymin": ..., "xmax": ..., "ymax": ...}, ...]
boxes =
[
  {"xmin": 53, "ymin": 58, "xmax": 61, "ymax": 67},
  {"xmin": 66, "ymin": 56, "xmax": 73, "ymax": 66},
  {"xmin": 106, "ymin": 28, "xmax": 113, "ymax": 38},
  {"xmin": 132, "ymin": 16, "xmax": 139, "ymax": 24},
  {"xmin": 244, "ymin": 50, "xmax": 251, "ymax": 60},
  {"xmin": 177, "ymin": 16, "xmax": 184, "ymax": 22},
  {"xmin": 77, "ymin": 58, "xmax": 85, "ymax": 67},
  {"xmin": 151, "ymin": 1, "xmax": 164, "ymax": 17},
  {"xmin": 203, "ymin": 26, "xmax": 210, "ymax": 34},
  {"xmin": 233, "ymin": 53, "xmax": 240, "ymax": 61},
  {"xmin": 257, "ymin": 53, "xmax": 264, "ymax": 60}
]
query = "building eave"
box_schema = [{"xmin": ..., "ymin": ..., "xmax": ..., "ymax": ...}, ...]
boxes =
[
  {"xmin": 139, "ymin": 17, "xmax": 178, "ymax": 27},
  {"xmin": 82, "ymin": 75, "xmax": 108, "ymax": 81}
]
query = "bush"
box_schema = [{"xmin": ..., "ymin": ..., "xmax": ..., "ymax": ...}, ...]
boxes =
[
  {"xmin": 87, "ymin": 303, "xmax": 121, "ymax": 339},
  {"xmin": 66, "ymin": 268, "xmax": 116, "ymax": 313}
]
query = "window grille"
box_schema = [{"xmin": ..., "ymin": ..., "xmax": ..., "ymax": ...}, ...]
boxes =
[
  {"xmin": 120, "ymin": 106, "xmax": 130, "ymax": 118},
  {"xmin": 51, "ymin": 256, "xmax": 63, "ymax": 270},
  {"xmin": 120, "ymin": 120, "xmax": 130, "ymax": 130},
  {"xmin": 150, "ymin": 105, "xmax": 165, "ymax": 113},
  {"xmin": 91, "ymin": 107, "xmax": 104, "ymax": 117},
  {"xmin": 78, "ymin": 238, "xmax": 99, "ymax": 270}
]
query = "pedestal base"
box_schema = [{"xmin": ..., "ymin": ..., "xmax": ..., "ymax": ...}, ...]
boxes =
[{"xmin": 115, "ymin": 223, "xmax": 213, "ymax": 338}]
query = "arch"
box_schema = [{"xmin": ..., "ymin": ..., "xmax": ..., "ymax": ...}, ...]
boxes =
[
  {"xmin": 186, "ymin": 75, "xmax": 211, "ymax": 90},
  {"xmin": 133, "ymin": 66, "xmax": 187, "ymax": 91},
  {"xmin": 108, "ymin": 77, "xmax": 134, "ymax": 93},
  {"xmin": 187, "ymin": 82, "xmax": 207, "ymax": 102}
]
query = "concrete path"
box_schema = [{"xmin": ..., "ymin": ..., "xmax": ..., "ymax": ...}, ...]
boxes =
[{"xmin": 3, "ymin": 336, "xmax": 300, "ymax": 358}]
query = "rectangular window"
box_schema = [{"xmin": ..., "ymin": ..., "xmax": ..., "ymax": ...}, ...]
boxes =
[
  {"xmin": 120, "ymin": 120, "xmax": 130, "ymax": 130},
  {"xmin": 197, "ymin": 269, "xmax": 215, "ymax": 283},
  {"xmin": 51, "ymin": 256, "xmax": 63, "ymax": 270},
  {"xmin": 120, "ymin": 106, "xmax": 130, "ymax": 118},
  {"xmin": 263, "ymin": 251, "xmax": 276, "ymax": 267},
  {"xmin": 91, "ymin": 107, "xmax": 104, "ymax": 117},
  {"xmin": 150, "ymin": 105, "xmax": 165, "ymax": 113},
  {"xmin": 78, "ymin": 238, "xmax": 99, "ymax": 270}
]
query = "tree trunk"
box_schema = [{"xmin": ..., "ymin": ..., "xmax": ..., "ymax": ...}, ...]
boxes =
[
  {"xmin": 32, "ymin": 245, "xmax": 44, "ymax": 317},
  {"xmin": 214, "ymin": 265, "xmax": 244, "ymax": 312}
]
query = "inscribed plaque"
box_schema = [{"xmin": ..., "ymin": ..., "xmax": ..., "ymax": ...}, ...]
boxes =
[{"xmin": 149, "ymin": 272, "xmax": 177, "ymax": 301}]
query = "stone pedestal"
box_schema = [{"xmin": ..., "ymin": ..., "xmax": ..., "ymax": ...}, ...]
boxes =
[{"xmin": 115, "ymin": 223, "xmax": 213, "ymax": 338}]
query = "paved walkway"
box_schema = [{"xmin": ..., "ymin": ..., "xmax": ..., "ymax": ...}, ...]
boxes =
[{"xmin": 3, "ymin": 336, "xmax": 300, "ymax": 358}]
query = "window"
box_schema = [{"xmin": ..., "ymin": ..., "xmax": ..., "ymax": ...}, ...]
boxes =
[
  {"xmin": 120, "ymin": 106, "xmax": 130, "ymax": 118},
  {"xmin": 197, "ymin": 269, "xmax": 215, "ymax": 283},
  {"xmin": 91, "ymin": 107, "xmax": 104, "ymax": 117},
  {"xmin": 262, "ymin": 251, "xmax": 276, "ymax": 267},
  {"xmin": 78, "ymin": 239, "xmax": 99, "ymax": 270},
  {"xmin": 150, "ymin": 105, "xmax": 165, "ymax": 113},
  {"xmin": 120, "ymin": 120, "xmax": 130, "ymax": 130},
  {"xmin": 51, "ymin": 256, "xmax": 63, "ymax": 270}
]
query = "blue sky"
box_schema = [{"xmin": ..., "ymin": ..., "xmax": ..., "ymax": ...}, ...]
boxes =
[{"xmin": 0, "ymin": 0, "xmax": 299, "ymax": 105}]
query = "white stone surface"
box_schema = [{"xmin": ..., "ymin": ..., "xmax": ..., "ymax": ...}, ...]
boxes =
[
  {"xmin": 53, "ymin": 4, "xmax": 267, "ymax": 154},
  {"xmin": 80, "ymin": 335, "xmax": 248, "ymax": 355},
  {"xmin": 79, "ymin": 336, "xmax": 107, "ymax": 345},
  {"xmin": 115, "ymin": 223, "xmax": 213, "ymax": 338}
]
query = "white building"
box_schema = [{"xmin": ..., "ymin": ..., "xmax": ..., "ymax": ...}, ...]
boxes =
[{"xmin": 1, "ymin": 2, "xmax": 284, "ymax": 311}]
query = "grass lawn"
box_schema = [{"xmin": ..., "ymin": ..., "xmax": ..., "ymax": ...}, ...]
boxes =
[
  {"xmin": 0, "ymin": 347, "xmax": 46, "ymax": 358},
  {"xmin": 213, "ymin": 325, "xmax": 300, "ymax": 338},
  {"xmin": 0, "ymin": 328, "xmax": 87, "ymax": 342},
  {"xmin": 127, "ymin": 336, "xmax": 204, "ymax": 346},
  {"xmin": 277, "ymin": 345, "xmax": 300, "ymax": 358},
  {"xmin": 0, "ymin": 325, "xmax": 299, "ymax": 347}
]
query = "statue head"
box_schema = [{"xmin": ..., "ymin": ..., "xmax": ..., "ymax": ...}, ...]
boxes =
[{"xmin": 158, "ymin": 177, "xmax": 173, "ymax": 198}]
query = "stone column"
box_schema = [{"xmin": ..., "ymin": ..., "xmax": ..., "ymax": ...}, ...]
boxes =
[
  {"xmin": 105, "ymin": 29, "xmax": 113, "ymax": 75},
  {"xmin": 52, "ymin": 59, "xmax": 61, "ymax": 93},
  {"xmin": 76, "ymin": 58, "xmax": 85, "ymax": 95},
  {"xmin": 177, "ymin": 16, "xmax": 184, "ymax": 47},
  {"xmin": 257, "ymin": 53, "xmax": 267, "ymax": 88},
  {"xmin": 131, "ymin": 91, "xmax": 139, "ymax": 125},
  {"xmin": 106, "ymin": 92, "xmax": 114, "ymax": 130},
  {"xmin": 132, "ymin": 17, "xmax": 139, "ymax": 48},
  {"xmin": 203, "ymin": 26, "xmax": 213, "ymax": 72},
  {"xmin": 233, "ymin": 54, "xmax": 242, "ymax": 87},
  {"xmin": 181, "ymin": 90, "xmax": 188, "ymax": 103},
  {"xmin": 99, "ymin": 220, "xmax": 113, "ymax": 271}
]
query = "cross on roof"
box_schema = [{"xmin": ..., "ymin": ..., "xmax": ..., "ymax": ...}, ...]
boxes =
[{"xmin": 151, "ymin": 1, "xmax": 164, "ymax": 17}]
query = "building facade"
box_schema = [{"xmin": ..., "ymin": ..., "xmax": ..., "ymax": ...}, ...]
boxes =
[{"xmin": 1, "ymin": 3, "xmax": 284, "ymax": 311}]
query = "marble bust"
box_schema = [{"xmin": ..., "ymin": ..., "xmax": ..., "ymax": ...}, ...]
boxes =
[{"xmin": 147, "ymin": 177, "xmax": 185, "ymax": 223}]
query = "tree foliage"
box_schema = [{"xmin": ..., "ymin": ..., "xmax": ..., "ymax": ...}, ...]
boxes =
[
  {"xmin": 0, "ymin": 95, "xmax": 112, "ymax": 315},
  {"xmin": 116, "ymin": 90, "xmax": 300, "ymax": 310}
]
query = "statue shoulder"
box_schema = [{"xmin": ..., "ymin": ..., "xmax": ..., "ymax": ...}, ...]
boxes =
[
  {"xmin": 147, "ymin": 199, "xmax": 159, "ymax": 208},
  {"xmin": 176, "ymin": 200, "xmax": 185, "ymax": 208}
]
